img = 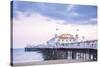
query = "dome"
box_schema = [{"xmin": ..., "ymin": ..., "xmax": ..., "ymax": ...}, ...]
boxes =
[{"xmin": 59, "ymin": 34, "xmax": 75, "ymax": 39}]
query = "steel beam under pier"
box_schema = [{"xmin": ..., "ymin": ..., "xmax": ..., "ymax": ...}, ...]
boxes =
[{"xmin": 40, "ymin": 48, "xmax": 97, "ymax": 61}]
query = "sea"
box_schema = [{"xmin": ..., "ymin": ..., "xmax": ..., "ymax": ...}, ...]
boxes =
[{"xmin": 12, "ymin": 48, "xmax": 44, "ymax": 63}]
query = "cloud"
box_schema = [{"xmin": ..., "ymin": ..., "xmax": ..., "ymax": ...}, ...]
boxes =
[
  {"xmin": 89, "ymin": 18, "xmax": 97, "ymax": 22},
  {"xmin": 67, "ymin": 5, "xmax": 75, "ymax": 12},
  {"xmin": 68, "ymin": 12, "xmax": 80, "ymax": 18},
  {"xmin": 12, "ymin": 1, "xmax": 97, "ymax": 25},
  {"xmin": 76, "ymin": 18, "xmax": 97, "ymax": 25},
  {"xmin": 13, "ymin": 12, "xmax": 97, "ymax": 48}
]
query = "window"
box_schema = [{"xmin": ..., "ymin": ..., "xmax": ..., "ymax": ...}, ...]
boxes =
[
  {"xmin": 58, "ymin": 39, "xmax": 60, "ymax": 41},
  {"xmin": 62, "ymin": 39, "xmax": 64, "ymax": 41},
  {"xmin": 70, "ymin": 39, "xmax": 72, "ymax": 41},
  {"xmin": 62, "ymin": 44, "xmax": 64, "ymax": 46}
]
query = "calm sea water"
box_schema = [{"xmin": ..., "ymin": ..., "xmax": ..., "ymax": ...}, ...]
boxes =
[{"xmin": 12, "ymin": 48, "xmax": 44, "ymax": 63}]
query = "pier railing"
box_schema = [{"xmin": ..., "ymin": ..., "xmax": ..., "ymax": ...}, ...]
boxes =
[
  {"xmin": 25, "ymin": 40, "xmax": 97, "ymax": 49},
  {"xmin": 42, "ymin": 40, "xmax": 97, "ymax": 49}
]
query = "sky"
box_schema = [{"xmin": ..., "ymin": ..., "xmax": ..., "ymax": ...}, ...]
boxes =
[{"xmin": 11, "ymin": 1, "xmax": 97, "ymax": 48}]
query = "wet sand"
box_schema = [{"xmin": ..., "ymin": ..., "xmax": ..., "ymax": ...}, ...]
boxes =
[{"xmin": 12, "ymin": 59, "xmax": 95, "ymax": 66}]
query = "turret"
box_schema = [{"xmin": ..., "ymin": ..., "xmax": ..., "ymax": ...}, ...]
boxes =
[
  {"xmin": 75, "ymin": 29, "xmax": 79, "ymax": 40},
  {"xmin": 55, "ymin": 28, "xmax": 59, "ymax": 38}
]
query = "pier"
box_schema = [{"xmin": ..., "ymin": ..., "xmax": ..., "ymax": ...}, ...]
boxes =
[{"xmin": 25, "ymin": 40, "xmax": 97, "ymax": 61}]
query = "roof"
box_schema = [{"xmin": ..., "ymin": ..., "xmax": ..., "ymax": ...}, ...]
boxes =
[{"xmin": 59, "ymin": 34, "xmax": 75, "ymax": 39}]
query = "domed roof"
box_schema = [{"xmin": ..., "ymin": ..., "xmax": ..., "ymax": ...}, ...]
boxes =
[{"xmin": 59, "ymin": 34, "xmax": 75, "ymax": 39}]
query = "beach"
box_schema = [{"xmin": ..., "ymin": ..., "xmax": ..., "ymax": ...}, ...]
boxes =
[{"xmin": 12, "ymin": 59, "xmax": 95, "ymax": 66}]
